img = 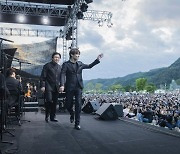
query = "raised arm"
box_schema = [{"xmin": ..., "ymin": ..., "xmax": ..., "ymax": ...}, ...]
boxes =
[{"xmin": 82, "ymin": 53, "xmax": 103, "ymax": 69}]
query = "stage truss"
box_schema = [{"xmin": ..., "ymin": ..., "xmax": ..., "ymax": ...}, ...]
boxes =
[{"xmin": 0, "ymin": 0, "xmax": 113, "ymax": 62}]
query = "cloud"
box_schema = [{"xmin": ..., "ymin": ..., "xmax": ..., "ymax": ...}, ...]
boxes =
[
  {"xmin": 78, "ymin": 24, "xmax": 105, "ymax": 48},
  {"xmin": 80, "ymin": 0, "xmax": 180, "ymax": 80},
  {"xmin": 1, "ymin": 0, "xmax": 180, "ymax": 80},
  {"xmin": 139, "ymin": 0, "xmax": 180, "ymax": 22}
]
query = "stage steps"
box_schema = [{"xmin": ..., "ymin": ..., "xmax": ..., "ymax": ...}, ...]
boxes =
[{"xmin": 23, "ymin": 102, "xmax": 39, "ymax": 112}]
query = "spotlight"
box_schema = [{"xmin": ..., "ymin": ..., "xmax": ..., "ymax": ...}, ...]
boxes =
[
  {"xmin": 68, "ymin": 27, "xmax": 73, "ymax": 36},
  {"xmin": 98, "ymin": 21, "xmax": 103, "ymax": 27},
  {"xmin": 66, "ymin": 33, "xmax": 72, "ymax": 40},
  {"xmin": 85, "ymin": 0, "xmax": 93, "ymax": 4},
  {"xmin": 42, "ymin": 16, "xmax": 49, "ymax": 24},
  {"xmin": 66, "ymin": 27, "xmax": 73, "ymax": 40},
  {"xmin": 66, "ymin": 35, "xmax": 72, "ymax": 40},
  {"xmin": 107, "ymin": 22, "xmax": 113, "ymax": 28},
  {"xmin": 80, "ymin": 3, "xmax": 88, "ymax": 12},
  {"xmin": 18, "ymin": 15, "xmax": 25, "ymax": 23},
  {"xmin": 76, "ymin": 11, "xmax": 84, "ymax": 19}
]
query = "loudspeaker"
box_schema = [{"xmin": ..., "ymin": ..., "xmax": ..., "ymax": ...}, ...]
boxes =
[
  {"xmin": 95, "ymin": 103, "xmax": 118, "ymax": 120},
  {"xmin": 113, "ymin": 104, "xmax": 124, "ymax": 117},
  {"xmin": 82, "ymin": 101, "xmax": 100, "ymax": 113}
]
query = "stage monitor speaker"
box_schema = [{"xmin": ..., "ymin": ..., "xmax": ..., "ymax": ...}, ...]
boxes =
[
  {"xmin": 82, "ymin": 101, "xmax": 100, "ymax": 113},
  {"xmin": 95, "ymin": 103, "xmax": 118, "ymax": 120},
  {"xmin": 113, "ymin": 104, "xmax": 124, "ymax": 117}
]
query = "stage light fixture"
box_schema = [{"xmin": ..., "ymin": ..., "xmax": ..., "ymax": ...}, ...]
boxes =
[
  {"xmin": 42, "ymin": 16, "xmax": 49, "ymax": 24},
  {"xmin": 80, "ymin": 3, "xmax": 88, "ymax": 12},
  {"xmin": 76, "ymin": 11, "xmax": 84, "ymax": 19},
  {"xmin": 107, "ymin": 22, "xmax": 113, "ymax": 28},
  {"xmin": 66, "ymin": 32, "xmax": 72, "ymax": 40},
  {"xmin": 98, "ymin": 21, "xmax": 103, "ymax": 27},
  {"xmin": 66, "ymin": 34, "xmax": 72, "ymax": 40},
  {"xmin": 65, "ymin": 27, "xmax": 73, "ymax": 40},
  {"xmin": 85, "ymin": 0, "xmax": 93, "ymax": 4},
  {"xmin": 18, "ymin": 15, "xmax": 26, "ymax": 23}
]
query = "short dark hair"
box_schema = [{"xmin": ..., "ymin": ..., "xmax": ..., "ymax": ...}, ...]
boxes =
[
  {"xmin": 52, "ymin": 52, "xmax": 61, "ymax": 59},
  {"xmin": 69, "ymin": 48, "xmax": 80, "ymax": 58},
  {"xmin": 6, "ymin": 68, "xmax": 16, "ymax": 77}
]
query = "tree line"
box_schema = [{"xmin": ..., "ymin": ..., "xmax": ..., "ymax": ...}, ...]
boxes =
[{"xmin": 84, "ymin": 78, "xmax": 156, "ymax": 93}]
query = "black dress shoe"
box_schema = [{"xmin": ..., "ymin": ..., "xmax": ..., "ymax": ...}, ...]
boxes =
[
  {"xmin": 50, "ymin": 118, "xmax": 58, "ymax": 122},
  {"xmin": 74, "ymin": 125, "xmax": 81, "ymax": 130},
  {"xmin": 70, "ymin": 114, "xmax": 74, "ymax": 123}
]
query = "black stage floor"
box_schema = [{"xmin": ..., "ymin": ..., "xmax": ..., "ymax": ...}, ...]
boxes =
[{"xmin": 1, "ymin": 110, "xmax": 180, "ymax": 154}]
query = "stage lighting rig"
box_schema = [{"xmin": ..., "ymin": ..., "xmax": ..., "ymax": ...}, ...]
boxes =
[
  {"xmin": 80, "ymin": 3, "xmax": 88, "ymax": 12},
  {"xmin": 65, "ymin": 27, "xmax": 73, "ymax": 40},
  {"xmin": 98, "ymin": 21, "xmax": 103, "ymax": 27},
  {"xmin": 76, "ymin": 11, "xmax": 84, "ymax": 19},
  {"xmin": 66, "ymin": 34, "xmax": 72, "ymax": 40}
]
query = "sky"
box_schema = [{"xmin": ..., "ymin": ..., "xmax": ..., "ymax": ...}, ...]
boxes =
[{"xmin": 1, "ymin": 0, "xmax": 180, "ymax": 80}]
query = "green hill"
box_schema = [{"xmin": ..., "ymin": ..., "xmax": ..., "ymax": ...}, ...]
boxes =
[{"xmin": 84, "ymin": 57, "xmax": 180, "ymax": 89}]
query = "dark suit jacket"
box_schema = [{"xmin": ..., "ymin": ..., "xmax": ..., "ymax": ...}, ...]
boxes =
[
  {"xmin": 61, "ymin": 59, "xmax": 100, "ymax": 90},
  {"xmin": 40, "ymin": 61, "xmax": 61, "ymax": 92},
  {"xmin": 6, "ymin": 76, "xmax": 21, "ymax": 96}
]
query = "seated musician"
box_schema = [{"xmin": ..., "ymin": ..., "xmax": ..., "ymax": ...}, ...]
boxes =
[{"xmin": 5, "ymin": 68, "xmax": 22, "ymax": 113}]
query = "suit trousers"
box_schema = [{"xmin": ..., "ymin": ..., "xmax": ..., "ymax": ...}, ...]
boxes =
[
  {"xmin": 45, "ymin": 90, "xmax": 59, "ymax": 119},
  {"xmin": 65, "ymin": 88, "xmax": 82, "ymax": 125}
]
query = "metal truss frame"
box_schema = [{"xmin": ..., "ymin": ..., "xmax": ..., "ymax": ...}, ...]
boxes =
[
  {"xmin": 62, "ymin": 0, "xmax": 113, "ymax": 61},
  {"xmin": 0, "ymin": 0, "xmax": 113, "ymax": 62},
  {"xmin": 0, "ymin": 27, "xmax": 61, "ymax": 38},
  {"xmin": 62, "ymin": 0, "xmax": 81, "ymax": 61},
  {"xmin": 83, "ymin": 10, "xmax": 113, "ymax": 27},
  {"xmin": 0, "ymin": 1, "xmax": 68, "ymax": 18}
]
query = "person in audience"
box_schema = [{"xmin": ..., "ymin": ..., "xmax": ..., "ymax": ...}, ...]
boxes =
[
  {"xmin": 82, "ymin": 92, "xmax": 180, "ymax": 131},
  {"xmin": 173, "ymin": 111, "xmax": 180, "ymax": 129}
]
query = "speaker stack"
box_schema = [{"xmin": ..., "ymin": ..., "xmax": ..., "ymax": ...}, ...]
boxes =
[
  {"xmin": 95, "ymin": 103, "xmax": 123, "ymax": 120},
  {"xmin": 82, "ymin": 101, "xmax": 100, "ymax": 114}
]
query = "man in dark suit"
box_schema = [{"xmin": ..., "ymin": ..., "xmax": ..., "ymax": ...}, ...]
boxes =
[
  {"xmin": 60, "ymin": 48, "xmax": 103, "ymax": 130},
  {"xmin": 6, "ymin": 68, "xmax": 22, "ymax": 114},
  {"xmin": 40, "ymin": 52, "xmax": 61, "ymax": 122}
]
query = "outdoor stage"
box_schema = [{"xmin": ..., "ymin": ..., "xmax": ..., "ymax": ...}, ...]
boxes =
[{"xmin": 1, "ymin": 110, "xmax": 180, "ymax": 154}]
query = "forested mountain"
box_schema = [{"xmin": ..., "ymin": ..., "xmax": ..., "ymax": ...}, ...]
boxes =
[{"xmin": 84, "ymin": 57, "xmax": 180, "ymax": 89}]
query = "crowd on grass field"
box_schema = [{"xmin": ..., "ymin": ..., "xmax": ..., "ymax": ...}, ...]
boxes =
[{"xmin": 82, "ymin": 92, "xmax": 180, "ymax": 132}]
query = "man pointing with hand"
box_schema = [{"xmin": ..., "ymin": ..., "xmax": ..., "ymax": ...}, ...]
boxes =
[{"xmin": 60, "ymin": 48, "xmax": 103, "ymax": 130}]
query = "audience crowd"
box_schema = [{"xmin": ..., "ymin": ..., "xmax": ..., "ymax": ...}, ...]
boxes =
[{"xmin": 82, "ymin": 92, "xmax": 180, "ymax": 132}]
